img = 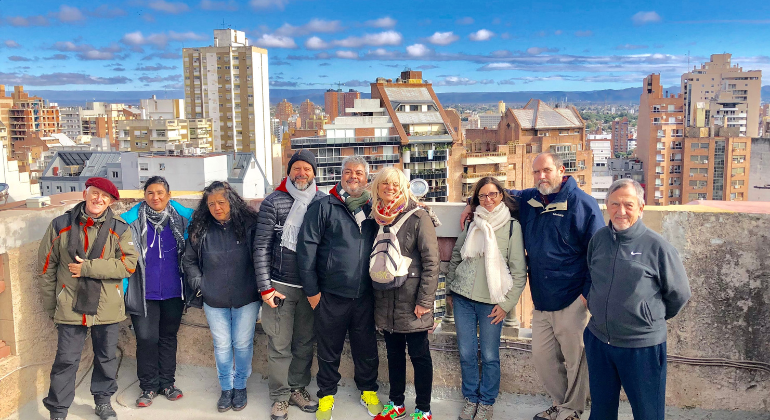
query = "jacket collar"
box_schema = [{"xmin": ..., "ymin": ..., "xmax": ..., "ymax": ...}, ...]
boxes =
[
  {"xmin": 609, "ymin": 218, "xmax": 646, "ymax": 243},
  {"xmin": 525, "ymin": 176, "xmax": 576, "ymax": 214}
]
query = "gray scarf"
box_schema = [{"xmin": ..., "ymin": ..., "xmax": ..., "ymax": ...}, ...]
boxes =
[{"xmin": 139, "ymin": 202, "xmax": 186, "ymax": 264}]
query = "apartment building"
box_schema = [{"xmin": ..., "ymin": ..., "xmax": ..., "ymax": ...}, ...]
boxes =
[
  {"xmin": 682, "ymin": 53, "xmax": 762, "ymax": 137},
  {"xmin": 478, "ymin": 112, "xmax": 502, "ymax": 129},
  {"xmin": 7, "ymin": 86, "xmax": 60, "ymax": 153},
  {"xmin": 183, "ymin": 29, "xmax": 272, "ymax": 184},
  {"xmin": 589, "ymin": 139, "xmax": 612, "ymax": 168},
  {"xmin": 140, "ymin": 96, "xmax": 184, "ymax": 120},
  {"xmin": 59, "ymin": 107, "xmax": 82, "ymax": 139},
  {"xmin": 275, "ymin": 99, "xmax": 293, "ymax": 122},
  {"xmin": 118, "ymin": 118, "xmax": 213, "ymax": 153},
  {"xmin": 749, "ymin": 137, "xmax": 770, "ymax": 201},
  {"xmin": 371, "ymin": 70, "xmax": 462, "ymax": 201},
  {"xmin": 611, "ymin": 116, "xmax": 629, "ymax": 154},
  {"xmin": 325, "ymin": 89, "xmax": 361, "ymax": 123}
]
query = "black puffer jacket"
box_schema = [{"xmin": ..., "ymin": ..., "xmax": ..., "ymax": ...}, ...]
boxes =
[
  {"xmin": 373, "ymin": 201, "xmax": 440, "ymax": 333},
  {"xmin": 253, "ymin": 188, "xmax": 326, "ymax": 292},
  {"xmin": 182, "ymin": 218, "xmax": 259, "ymax": 309}
]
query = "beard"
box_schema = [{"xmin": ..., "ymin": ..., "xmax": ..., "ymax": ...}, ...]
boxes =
[
  {"xmin": 291, "ymin": 176, "xmax": 313, "ymax": 191},
  {"xmin": 536, "ymin": 179, "xmax": 560, "ymax": 195},
  {"xmin": 342, "ymin": 179, "xmax": 365, "ymax": 197}
]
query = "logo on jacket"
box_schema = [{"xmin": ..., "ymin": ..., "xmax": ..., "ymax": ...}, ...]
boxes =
[{"xmin": 630, "ymin": 252, "xmax": 642, "ymax": 255}]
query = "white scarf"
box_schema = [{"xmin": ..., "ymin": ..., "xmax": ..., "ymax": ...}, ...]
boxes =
[
  {"xmin": 280, "ymin": 178, "xmax": 316, "ymax": 252},
  {"xmin": 461, "ymin": 202, "xmax": 514, "ymax": 303}
]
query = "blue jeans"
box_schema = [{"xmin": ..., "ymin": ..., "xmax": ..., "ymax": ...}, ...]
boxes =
[
  {"xmin": 452, "ymin": 294, "xmax": 503, "ymax": 405},
  {"xmin": 204, "ymin": 301, "xmax": 260, "ymax": 390}
]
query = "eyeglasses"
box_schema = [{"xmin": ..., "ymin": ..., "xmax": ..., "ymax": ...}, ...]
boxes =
[{"xmin": 478, "ymin": 192, "xmax": 500, "ymax": 201}]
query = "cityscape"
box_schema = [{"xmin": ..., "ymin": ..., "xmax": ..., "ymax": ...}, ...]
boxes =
[{"xmin": 0, "ymin": 2, "xmax": 769, "ymax": 419}]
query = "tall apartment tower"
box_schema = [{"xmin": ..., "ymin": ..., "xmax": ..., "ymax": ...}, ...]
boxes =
[
  {"xmin": 183, "ymin": 29, "xmax": 272, "ymax": 183},
  {"xmin": 8, "ymin": 86, "xmax": 60, "ymax": 153},
  {"xmin": 298, "ymin": 99, "xmax": 316, "ymax": 127},
  {"xmin": 611, "ymin": 116, "xmax": 629, "ymax": 154},
  {"xmin": 681, "ymin": 53, "xmax": 762, "ymax": 137},
  {"xmin": 275, "ymin": 99, "xmax": 293, "ymax": 122},
  {"xmin": 325, "ymin": 89, "xmax": 360, "ymax": 124}
]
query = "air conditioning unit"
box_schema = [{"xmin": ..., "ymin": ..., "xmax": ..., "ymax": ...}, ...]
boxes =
[{"xmin": 27, "ymin": 196, "xmax": 51, "ymax": 208}]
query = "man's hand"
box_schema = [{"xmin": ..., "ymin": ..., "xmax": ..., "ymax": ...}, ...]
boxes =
[
  {"xmin": 307, "ymin": 293, "xmax": 321, "ymax": 310},
  {"xmin": 459, "ymin": 204, "xmax": 472, "ymax": 230},
  {"xmin": 68, "ymin": 256, "xmax": 84, "ymax": 278},
  {"xmin": 488, "ymin": 305, "xmax": 507, "ymax": 325},
  {"xmin": 414, "ymin": 304, "xmax": 431, "ymax": 319},
  {"xmin": 262, "ymin": 289, "xmax": 287, "ymax": 308},
  {"xmin": 580, "ymin": 295, "xmax": 587, "ymax": 308}
]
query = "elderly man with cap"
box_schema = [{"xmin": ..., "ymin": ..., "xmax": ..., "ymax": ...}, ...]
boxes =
[
  {"xmin": 254, "ymin": 149, "xmax": 325, "ymax": 420},
  {"xmin": 37, "ymin": 177, "xmax": 138, "ymax": 420}
]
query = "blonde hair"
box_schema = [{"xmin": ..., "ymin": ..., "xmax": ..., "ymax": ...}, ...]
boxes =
[{"xmin": 370, "ymin": 167, "xmax": 416, "ymax": 204}]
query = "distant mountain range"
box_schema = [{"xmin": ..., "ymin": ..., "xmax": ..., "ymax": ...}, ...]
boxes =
[{"xmin": 28, "ymin": 85, "xmax": 769, "ymax": 107}]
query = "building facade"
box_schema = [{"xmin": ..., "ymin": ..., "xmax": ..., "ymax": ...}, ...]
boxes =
[
  {"xmin": 7, "ymin": 86, "xmax": 60, "ymax": 154},
  {"xmin": 749, "ymin": 137, "xmax": 770, "ymax": 201},
  {"xmin": 183, "ymin": 29, "xmax": 272, "ymax": 184},
  {"xmin": 117, "ymin": 118, "xmax": 213, "ymax": 153},
  {"xmin": 611, "ymin": 116, "xmax": 629, "ymax": 154},
  {"xmin": 324, "ymin": 89, "xmax": 360, "ymax": 123}
]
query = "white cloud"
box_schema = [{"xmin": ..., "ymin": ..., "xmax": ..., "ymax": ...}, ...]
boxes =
[
  {"xmin": 78, "ymin": 50, "xmax": 116, "ymax": 60},
  {"xmin": 6, "ymin": 15, "xmax": 50, "ymax": 27},
  {"xmin": 456, "ymin": 17, "xmax": 474, "ymax": 25},
  {"xmin": 365, "ymin": 17, "xmax": 396, "ymax": 28},
  {"xmin": 406, "ymin": 44, "xmax": 430, "ymax": 57},
  {"xmin": 120, "ymin": 31, "xmax": 206, "ymax": 49},
  {"xmin": 369, "ymin": 48, "xmax": 396, "ymax": 58},
  {"xmin": 168, "ymin": 31, "xmax": 208, "ymax": 42},
  {"xmin": 148, "ymin": 0, "xmax": 190, "ymax": 13},
  {"xmin": 53, "ymin": 5, "xmax": 86, "ymax": 23},
  {"xmin": 199, "ymin": 0, "xmax": 238, "ymax": 11},
  {"xmin": 615, "ymin": 44, "xmax": 649, "ymax": 50},
  {"xmin": 333, "ymin": 31, "xmax": 402, "ymax": 48},
  {"xmin": 335, "ymin": 50, "xmax": 359, "ymax": 59},
  {"xmin": 253, "ymin": 34, "xmax": 298, "ymax": 49},
  {"xmin": 526, "ymin": 46, "xmax": 558, "ymax": 55},
  {"xmin": 469, "ymin": 29, "xmax": 495, "ymax": 41},
  {"xmin": 0, "ymin": 71, "xmax": 131, "ymax": 86},
  {"xmin": 435, "ymin": 76, "xmax": 478, "ymax": 86},
  {"xmin": 305, "ymin": 36, "xmax": 329, "ymax": 50},
  {"xmin": 86, "ymin": 5, "xmax": 127, "ymax": 18},
  {"xmin": 575, "ymin": 30, "xmax": 593, "ymax": 37},
  {"xmin": 275, "ymin": 19, "xmax": 343, "ymax": 37},
  {"xmin": 632, "ymin": 11, "xmax": 662, "ymax": 25},
  {"xmin": 3, "ymin": 40, "xmax": 21, "ymax": 48},
  {"xmin": 427, "ymin": 32, "xmax": 459, "ymax": 46},
  {"xmin": 249, "ymin": 0, "xmax": 290, "ymax": 10}
]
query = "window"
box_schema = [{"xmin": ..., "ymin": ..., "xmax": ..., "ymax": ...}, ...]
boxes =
[
  {"xmin": 409, "ymin": 105, "xmax": 419, "ymax": 111},
  {"xmin": 112, "ymin": 171, "xmax": 119, "ymax": 178},
  {"xmin": 732, "ymin": 155, "xmax": 746, "ymax": 164},
  {"xmin": 140, "ymin": 163, "xmax": 149, "ymax": 171},
  {"xmin": 70, "ymin": 187, "xmax": 76, "ymax": 192},
  {"xmin": 733, "ymin": 142, "xmax": 746, "ymax": 150},
  {"xmin": 56, "ymin": 186, "xmax": 62, "ymax": 192},
  {"xmin": 159, "ymin": 163, "xmax": 166, "ymax": 171},
  {"xmin": 731, "ymin": 167, "xmax": 745, "ymax": 176}
]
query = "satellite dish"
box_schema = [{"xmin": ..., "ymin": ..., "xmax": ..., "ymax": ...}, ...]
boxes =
[{"xmin": 410, "ymin": 178, "xmax": 429, "ymax": 199}]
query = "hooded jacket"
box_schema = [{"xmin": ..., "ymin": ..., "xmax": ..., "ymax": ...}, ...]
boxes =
[{"xmin": 37, "ymin": 205, "xmax": 138, "ymax": 326}]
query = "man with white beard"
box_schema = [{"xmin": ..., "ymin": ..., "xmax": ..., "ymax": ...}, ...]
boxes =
[
  {"xmin": 460, "ymin": 153, "xmax": 604, "ymax": 420},
  {"xmin": 254, "ymin": 149, "xmax": 325, "ymax": 419}
]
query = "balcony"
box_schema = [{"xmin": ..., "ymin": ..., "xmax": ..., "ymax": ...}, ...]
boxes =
[
  {"xmin": 462, "ymin": 171, "xmax": 506, "ymax": 183},
  {"xmin": 425, "ymin": 186, "xmax": 448, "ymax": 199},
  {"xmin": 410, "ymin": 168, "xmax": 448, "ymax": 180},
  {"xmin": 410, "ymin": 150, "xmax": 448, "ymax": 163},
  {"xmin": 461, "ymin": 152, "xmax": 506, "ymax": 166},
  {"xmin": 291, "ymin": 135, "xmax": 401, "ymax": 148}
]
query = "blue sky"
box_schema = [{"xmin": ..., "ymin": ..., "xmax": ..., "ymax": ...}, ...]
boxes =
[{"xmin": 1, "ymin": 0, "xmax": 769, "ymax": 93}]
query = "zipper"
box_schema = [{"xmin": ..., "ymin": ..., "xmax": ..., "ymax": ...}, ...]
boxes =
[{"xmin": 604, "ymin": 231, "xmax": 620, "ymax": 345}]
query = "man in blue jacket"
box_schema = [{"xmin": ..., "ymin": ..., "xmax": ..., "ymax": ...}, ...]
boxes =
[
  {"xmin": 585, "ymin": 179, "xmax": 690, "ymax": 420},
  {"xmin": 461, "ymin": 152, "xmax": 604, "ymax": 420}
]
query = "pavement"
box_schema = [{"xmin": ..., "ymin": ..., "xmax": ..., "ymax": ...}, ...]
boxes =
[{"xmin": 6, "ymin": 357, "xmax": 769, "ymax": 420}]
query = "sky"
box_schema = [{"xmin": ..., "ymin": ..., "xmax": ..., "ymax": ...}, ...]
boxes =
[{"xmin": 1, "ymin": 0, "xmax": 769, "ymax": 94}]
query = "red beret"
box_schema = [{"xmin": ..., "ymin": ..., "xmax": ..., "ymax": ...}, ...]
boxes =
[{"xmin": 85, "ymin": 177, "xmax": 120, "ymax": 200}]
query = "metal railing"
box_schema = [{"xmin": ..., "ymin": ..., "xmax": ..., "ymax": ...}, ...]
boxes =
[{"xmin": 461, "ymin": 171, "xmax": 506, "ymax": 179}]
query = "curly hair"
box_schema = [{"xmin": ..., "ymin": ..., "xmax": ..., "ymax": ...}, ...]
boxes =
[
  {"xmin": 469, "ymin": 176, "xmax": 519, "ymax": 221},
  {"xmin": 188, "ymin": 181, "xmax": 258, "ymax": 246}
]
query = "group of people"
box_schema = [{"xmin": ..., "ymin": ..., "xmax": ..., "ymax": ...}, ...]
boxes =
[{"xmin": 36, "ymin": 149, "xmax": 691, "ymax": 420}]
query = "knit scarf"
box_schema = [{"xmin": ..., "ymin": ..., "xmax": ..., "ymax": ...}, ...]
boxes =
[
  {"xmin": 280, "ymin": 177, "xmax": 317, "ymax": 252},
  {"xmin": 333, "ymin": 183, "xmax": 371, "ymax": 227},
  {"xmin": 139, "ymin": 201, "xmax": 186, "ymax": 264},
  {"xmin": 67, "ymin": 201, "xmax": 114, "ymax": 315},
  {"xmin": 461, "ymin": 202, "xmax": 514, "ymax": 303},
  {"xmin": 372, "ymin": 189, "xmax": 408, "ymax": 226}
]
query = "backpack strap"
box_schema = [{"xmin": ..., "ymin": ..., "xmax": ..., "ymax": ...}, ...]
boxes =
[{"xmin": 389, "ymin": 208, "xmax": 420, "ymax": 234}]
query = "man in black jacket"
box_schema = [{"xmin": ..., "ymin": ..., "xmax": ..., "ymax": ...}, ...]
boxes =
[
  {"xmin": 254, "ymin": 150, "xmax": 324, "ymax": 419},
  {"xmin": 297, "ymin": 155, "xmax": 383, "ymax": 420},
  {"xmin": 585, "ymin": 179, "xmax": 691, "ymax": 420}
]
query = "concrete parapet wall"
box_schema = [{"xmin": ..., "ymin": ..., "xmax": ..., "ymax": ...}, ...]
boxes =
[{"xmin": 0, "ymin": 200, "xmax": 768, "ymax": 417}]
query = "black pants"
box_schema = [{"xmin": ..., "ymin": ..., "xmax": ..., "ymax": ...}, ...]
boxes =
[
  {"xmin": 43, "ymin": 323, "xmax": 120, "ymax": 418},
  {"xmin": 131, "ymin": 297, "xmax": 184, "ymax": 392},
  {"xmin": 314, "ymin": 292, "xmax": 379, "ymax": 398},
  {"xmin": 383, "ymin": 331, "xmax": 433, "ymax": 412}
]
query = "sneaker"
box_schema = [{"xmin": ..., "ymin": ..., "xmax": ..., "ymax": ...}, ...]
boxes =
[
  {"xmin": 473, "ymin": 404, "xmax": 494, "ymax": 420},
  {"xmin": 410, "ymin": 409, "xmax": 432, "ymax": 420},
  {"xmin": 563, "ymin": 412, "xmax": 580, "ymax": 420},
  {"xmin": 316, "ymin": 395, "xmax": 334, "ymax": 420},
  {"xmin": 136, "ymin": 390, "xmax": 157, "ymax": 407},
  {"xmin": 159, "ymin": 385, "xmax": 183, "ymax": 401},
  {"xmin": 290, "ymin": 388, "xmax": 319, "ymax": 412},
  {"xmin": 360, "ymin": 391, "xmax": 383, "ymax": 416},
  {"xmin": 271, "ymin": 401, "xmax": 290, "ymax": 420},
  {"xmin": 232, "ymin": 388, "xmax": 248, "ymax": 411},
  {"xmin": 374, "ymin": 401, "xmax": 406, "ymax": 420},
  {"xmin": 217, "ymin": 390, "xmax": 233, "ymax": 412},
  {"xmin": 95, "ymin": 403, "xmax": 117, "ymax": 420},
  {"xmin": 533, "ymin": 406, "xmax": 558, "ymax": 420},
  {"xmin": 459, "ymin": 398, "xmax": 477, "ymax": 420}
]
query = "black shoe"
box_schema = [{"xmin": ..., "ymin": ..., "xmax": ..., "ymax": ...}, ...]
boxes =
[
  {"xmin": 232, "ymin": 388, "xmax": 248, "ymax": 411},
  {"xmin": 217, "ymin": 390, "xmax": 234, "ymax": 412},
  {"xmin": 159, "ymin": 385, "xmax": 184, "ymax": 401},
  {"xmin": 136, "ymin": 390, "xmax": 157, "ymax": 407},
  {"xmin": 50, "ymin": 418, "xmax": 66, "ymax": 420},
  {"xmin": 95, "ymin": 403, "xmax": 117, "ymax": 420}
]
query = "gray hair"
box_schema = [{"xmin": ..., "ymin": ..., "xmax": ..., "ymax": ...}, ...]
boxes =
[
  {"xmin": 536, "ymin": 152, "xmax": 564, "ymax": 169},
  {"xmin": 341, "ymin": 155, "xmax": 370, "ymax": 178},
  {"xmin": 606, "ymin": 178, "xmax": 645, "ymax": 206}
]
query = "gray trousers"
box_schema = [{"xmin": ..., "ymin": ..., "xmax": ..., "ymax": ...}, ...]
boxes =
[
  {"xmin": 261, "ymin": 282, "xmax": 316, "ymax": 402},
  {"xmin": 531, "ymin": 297, "xmax": 590, "ymax": 420},
  {"xmin": 43, "ymin": 323, "xmax": 120, "ymax": 418}
]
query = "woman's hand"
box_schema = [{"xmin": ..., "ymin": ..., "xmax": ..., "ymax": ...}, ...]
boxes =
[
  {"xmin": 488, "ymin": 305, "xmax": 507, "ymax": 325},
  {"xmin": 414, "ymin": 304, "xmax": 431, "ymax": 319},
  {"xmin": 459, "ymin": 204, "xmax": 472, "ymax": 230},
  {"xmin": 262, "ymin": 290, "xmax": 287, "ymax": 308}
]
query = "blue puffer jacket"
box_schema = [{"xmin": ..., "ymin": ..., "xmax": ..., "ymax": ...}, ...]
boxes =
[
  {"xmin": 121, "ymin": 200, "xmax": 194, "ymax": 316},
  {"xmin": 509, "ymin": 176, "xmax": 605, "ymax": 312}
]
